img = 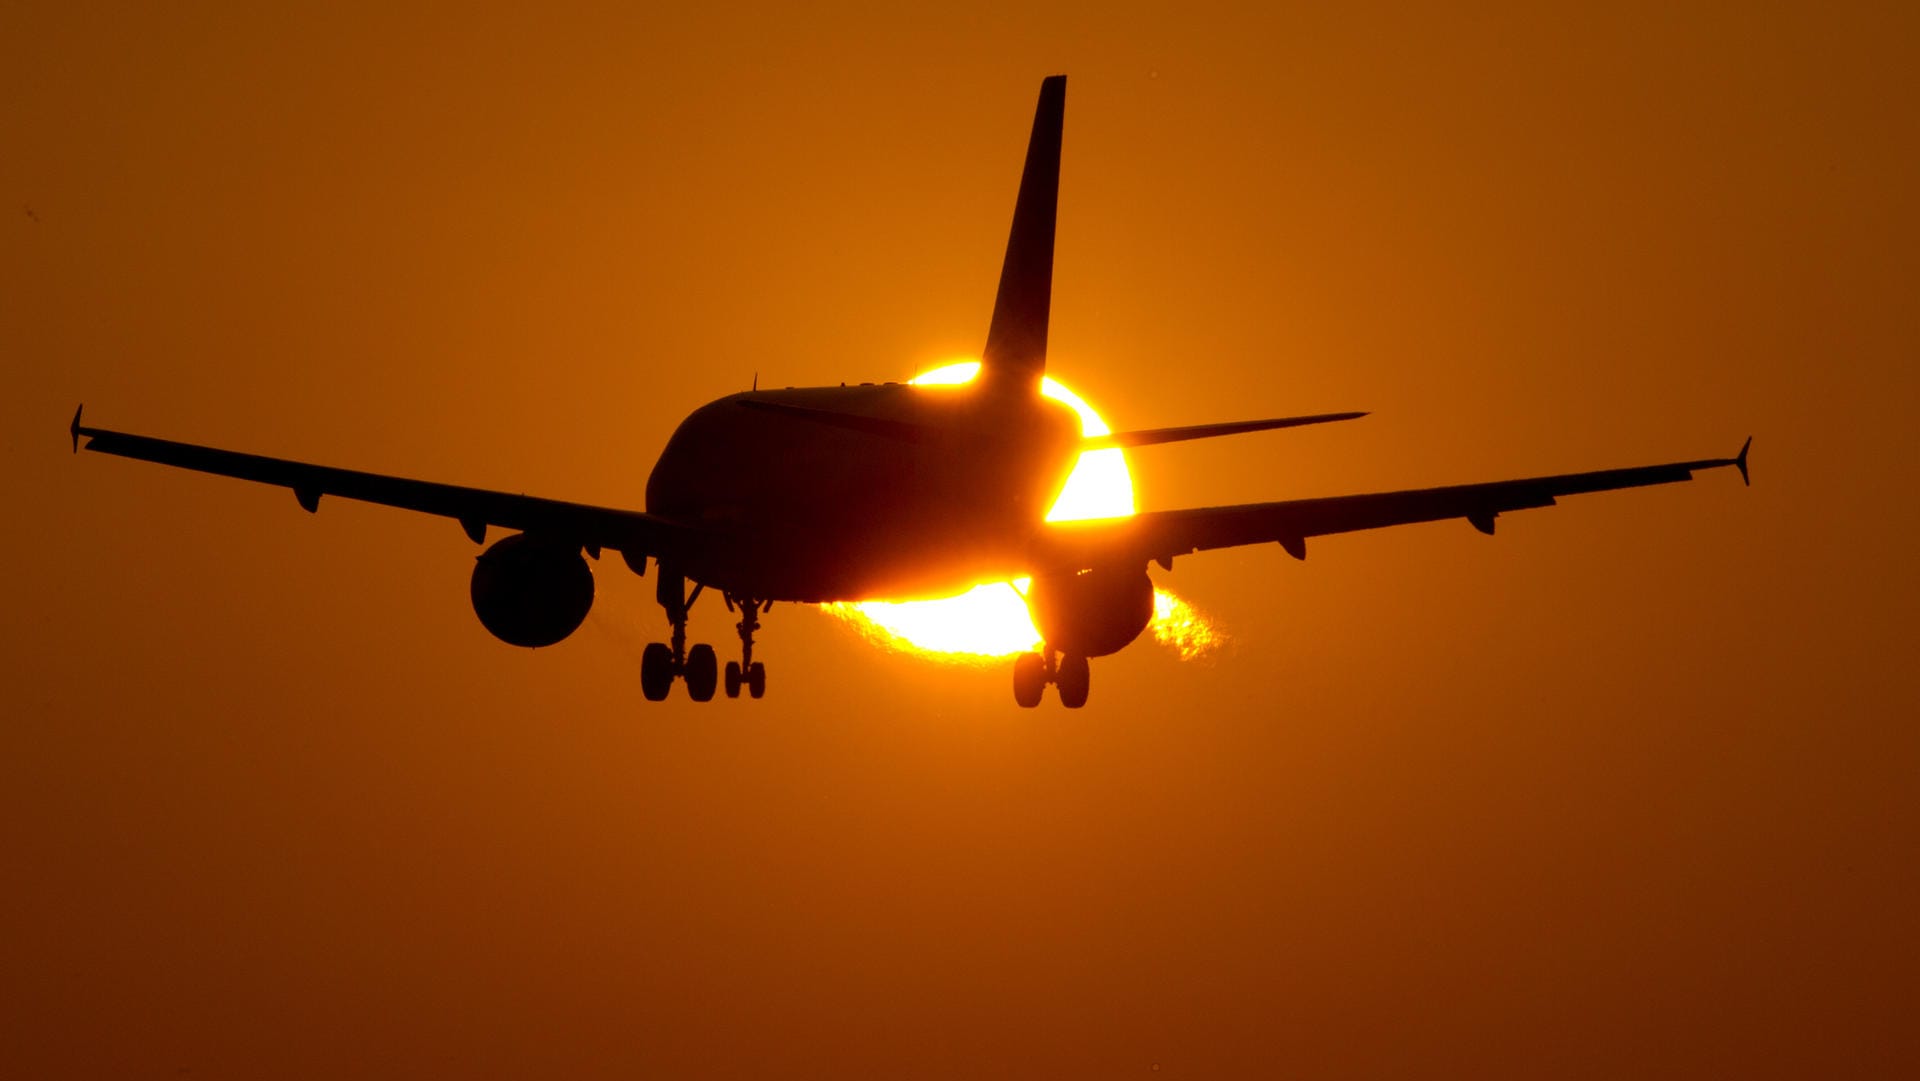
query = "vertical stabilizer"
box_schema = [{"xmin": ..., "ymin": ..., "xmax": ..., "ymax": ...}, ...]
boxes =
[{"xmin": 981, "ymin": 75, "xmax": 1066, "ymax": 392}]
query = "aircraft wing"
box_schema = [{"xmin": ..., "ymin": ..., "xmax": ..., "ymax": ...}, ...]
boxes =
[
  {"xmin": 70, "ymin": 407, "xmax": 687, "ymax": 559},
  {"xmin": 1035, "ymin": 439, "xmax": 1751, "ymax": 571}
]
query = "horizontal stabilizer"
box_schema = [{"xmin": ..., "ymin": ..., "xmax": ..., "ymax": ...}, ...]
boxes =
[{"xmin": 1084, "ymin": 411, "xmax": 1366, "ymax": 450}]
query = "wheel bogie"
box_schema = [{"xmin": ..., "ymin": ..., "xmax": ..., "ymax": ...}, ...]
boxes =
[
  {"xmin": 639, "ymin": 583, "xmax": 772, "ymax": 704},
  {"xmin": 1010, "ymin": 649, "xmax": 1091, "ymax": 708}
]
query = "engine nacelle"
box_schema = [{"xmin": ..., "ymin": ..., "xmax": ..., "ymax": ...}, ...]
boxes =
[
  {"xmin": 469, "ymin": 533, "xmax": 594, "ymax": 648},
  {"xmin": 1027, "ymin": 567, "xmax": 1155, "ymax": 658}
]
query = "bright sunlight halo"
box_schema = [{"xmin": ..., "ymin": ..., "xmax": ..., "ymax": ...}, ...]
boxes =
[{"xmin": 823, "ymin": 362, "xmax": 1220, "ymax": 663}]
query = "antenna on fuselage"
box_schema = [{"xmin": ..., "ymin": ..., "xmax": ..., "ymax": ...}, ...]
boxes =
[{"xmin": 980, "ymin": 75, "xmax": 1065, "ymax": 396}]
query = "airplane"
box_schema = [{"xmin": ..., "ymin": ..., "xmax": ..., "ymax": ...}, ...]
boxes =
[{"xmin": 70, "ymin": 75, "xmax": 1751, "ymax": 708}]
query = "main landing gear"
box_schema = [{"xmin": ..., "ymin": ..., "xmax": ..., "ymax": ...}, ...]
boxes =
[
  {"xmin": 1012, "ymin": 647, "xmax": 1091, "ymax": 709},
  {"xmin": 723, "ymin": 595, "xmax": 767, "ymax": 699},
  {"xmin": 638, "ymin": 569, "xmax": 769, "ymax": 702}
]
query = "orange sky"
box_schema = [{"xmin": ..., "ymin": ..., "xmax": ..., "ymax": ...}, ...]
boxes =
[{"xmin": 3, "ymin": 3, "xmax": 1916, "ymax": 1077}]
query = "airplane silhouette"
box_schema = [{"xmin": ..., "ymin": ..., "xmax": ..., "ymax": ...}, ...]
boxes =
[{"xmin": 71, "ymin": 76, "xmax": 1750, "ymax": 707}]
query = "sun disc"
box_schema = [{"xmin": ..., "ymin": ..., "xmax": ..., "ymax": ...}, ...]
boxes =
[{"xmin": 824, "ymin": 360, "xmax": 1218, "ymax": 661}]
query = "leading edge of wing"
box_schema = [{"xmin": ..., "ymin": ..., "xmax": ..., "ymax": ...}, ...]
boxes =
[
  {"xmin": 1035, "ymin": 439, "xmax": 1753, "ymax": 571},
  {"xmin": 71, "ymin": 407, "xmax": 687, "ymax": 557}
]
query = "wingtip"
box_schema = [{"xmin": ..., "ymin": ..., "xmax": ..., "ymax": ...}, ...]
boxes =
[
  {"xmin": 70, "ymin": 403, "xmax": 82, "ymax": 453},
  {"xmin": 1735, "ymin": 436, "xmax": 1752, "ymax": 487}
]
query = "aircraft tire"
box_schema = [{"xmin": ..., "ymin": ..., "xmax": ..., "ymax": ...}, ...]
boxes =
[
  {"xmin": 641, "ymin": 642, "xmax": 675, "ymax": 701},
  {"xmin": 1012, "ymin": 653, "xmax": 1046, "ymax": 708},
  {"xmin": 724, "ymin": 660, "xmax": 743, "ymax": 699},
  {"xmin": 747, "ymin": 661, "xmax": 766, "ymax": 699},
  {"xmin": 685, "ymin": 644, "xmax": 719, "ymax": 702},
  {"xmin": 1056, "ymin": 653, "xmax": 1090, "ymax": 709}
]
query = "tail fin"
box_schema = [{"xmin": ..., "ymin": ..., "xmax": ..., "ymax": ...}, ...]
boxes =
[{"xmin": 981, "ymin": 75, "xmax": 1066, "ymax": 393}]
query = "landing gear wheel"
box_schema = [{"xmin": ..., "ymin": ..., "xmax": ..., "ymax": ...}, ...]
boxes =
[
  {"xmin": 685, "ymin": 644, "xmax": 719, "ymax": 702},
  {"xmin": 643, "ymin": 567, "xmax": 702, "ymax": 704},
  {"xmin": 722, "ymin": 595, "xmax": 769, "ymax": 701},
  {"xmin": 640, "ymin": 642, "xmax": 674, "ymax": 701},
  {"xmin": 1056, "ymin": 653, "xmax": 1090, "ymax": 709},
  {"xmin": 1012, "ymin": 652, "xmax": 1046, "ymax": 708}
]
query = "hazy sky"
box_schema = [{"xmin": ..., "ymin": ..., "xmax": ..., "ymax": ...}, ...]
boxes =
[{"xmin": 3, "ymin": 3, "xmax": 1916, "ymax": 1076}]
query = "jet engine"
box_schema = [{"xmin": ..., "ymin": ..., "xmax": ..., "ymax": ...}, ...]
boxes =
[
  {"xmin": 469, "ymin": 533, "xmax": 594, "ymax": 648},
  {"xmin": 1026, "ymin": 567, "xmax": 1155, "ymax": 658}
]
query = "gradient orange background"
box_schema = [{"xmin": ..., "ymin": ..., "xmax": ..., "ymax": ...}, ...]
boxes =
[{"xmin": 3, "ymin": 4, "xmax": 1916, "ymax": 1076}]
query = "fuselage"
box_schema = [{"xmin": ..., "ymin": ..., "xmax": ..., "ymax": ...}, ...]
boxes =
[{"xmin": 646, "ymin": 380, "xmax": 1083, "ymax": 602}]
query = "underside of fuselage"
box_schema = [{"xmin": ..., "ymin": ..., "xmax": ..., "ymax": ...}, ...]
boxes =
[{"xmin": 645, "ymin": 380, "xmax": 1084, "ymax": 602}]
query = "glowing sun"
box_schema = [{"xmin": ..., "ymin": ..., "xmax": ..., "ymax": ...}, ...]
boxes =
[{"xmin": 823, "ymin": 362, "xmax": 1219, "ymax": 662}]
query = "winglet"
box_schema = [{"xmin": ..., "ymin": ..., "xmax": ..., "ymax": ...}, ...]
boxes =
[
  {"xmin": 1735, "ymin": 436, "xmax": 1752, "ymax": 487},
  {"xmin": 70, "ymin": 404, "xmax": 83, "ymax": 453}
]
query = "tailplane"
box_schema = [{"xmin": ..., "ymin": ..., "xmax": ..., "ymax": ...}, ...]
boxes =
[
  {"xmin": 1085, "ymin": 411, "xmax": 1369, "ymax": 449},
  {"xmin": 980, "ymin": 75, "xmax": 1066, "ymax": 394}
]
